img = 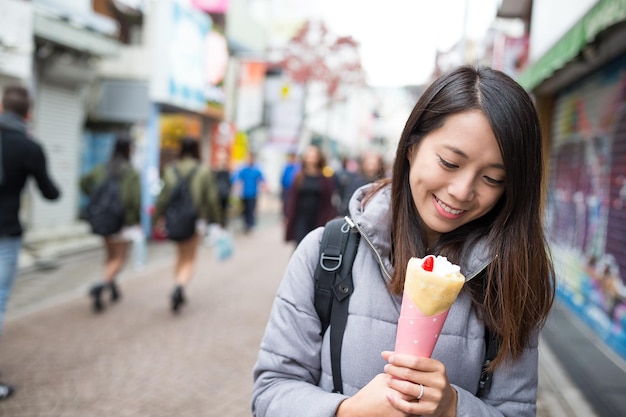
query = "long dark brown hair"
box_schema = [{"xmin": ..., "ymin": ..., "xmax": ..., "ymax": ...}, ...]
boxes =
[
  {"xmin": 179, "ymin": 136, "xmax": 201, "ymax": 160},
  {"xmin": 292, "ymin": 145, "xmax": 327, "ymax": 189},
  {"xmin": 108, "ymin": 133, "xmax": 133, "ymax": 177},
  {"xmin": 379, "ymin": 66, "xmax": 555, "ymax": 368}
]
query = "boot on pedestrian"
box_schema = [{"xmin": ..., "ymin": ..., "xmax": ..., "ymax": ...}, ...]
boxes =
[
  {"xmin": 109, "ymin": 281, "xmax": 121, "ymax": 302},
  {"xmin": 89, "ymin": 283, "xmax": 105, "ymax": 313},
  {"xmin": 171, "ymin": 285, "xmax": 185, "ymax": 313}
]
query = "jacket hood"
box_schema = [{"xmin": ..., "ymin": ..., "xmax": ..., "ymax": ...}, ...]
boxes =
[
  {"xmin": 348, "ymin": 183, "xmax": 493, "ymax": 282},
  {"xmin": 0, "ymin": 112, "xmax": 28, "ymax": 133}
]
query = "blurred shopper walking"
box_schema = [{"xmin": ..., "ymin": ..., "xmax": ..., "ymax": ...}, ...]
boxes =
[
  {"xmin": 284, "ymin": 145, "xmax": 336, "ymax": 246},
  {"xmin": 338, "ymin": 151, "xmax": 387, "ymax": 216},
  {"xmin": 0, "ymin": 85, "xmax": 60, "ymax": 399},
  {"xmin": 279, "ymin": 151, "xmax": 299, "ymax": 218},
  {"xmin": 212, "ymin": 148, "xmax": 232, "ymax": 228},
  {"xmin": 80, "ymin": 134, "xmax": 140, "ymax": 313},
  {"xmin": 154, "ymin": 137, "xmax": 222, "ymax": 312},
  {"xmin": 333, "ymin": 155, "xmax": 357, "ymax": 214},
  {"xmin": 233, "ymin": 153, "xmax": 266, "ymax": 234}
]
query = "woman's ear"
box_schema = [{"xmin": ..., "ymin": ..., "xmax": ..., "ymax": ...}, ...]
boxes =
[{"xmin": 407, "ymin": 145, "xmax": 415, "ymax": 165}]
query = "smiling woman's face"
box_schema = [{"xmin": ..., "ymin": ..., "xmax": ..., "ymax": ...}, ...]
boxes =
[{"xmin": 408, "ymin": 110, "xmax": 505, "ymax": 247}]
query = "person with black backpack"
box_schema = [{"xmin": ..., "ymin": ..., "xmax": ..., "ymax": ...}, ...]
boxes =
[
  {"xmin": 80, "ymin": 134, "xmax": 140, "ymax": 313},
  {"xmin": 252, "ymin": 67, "xmax": 556, "ymax": 417},
  {"xmin": 154, "ymin": 137, "xmax": 222, "ymax": 312}
]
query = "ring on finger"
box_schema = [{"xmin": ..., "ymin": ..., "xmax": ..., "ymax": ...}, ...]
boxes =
[{"xmin": 416, "ymin": 383, "xmax": 424, "ymax": 400}]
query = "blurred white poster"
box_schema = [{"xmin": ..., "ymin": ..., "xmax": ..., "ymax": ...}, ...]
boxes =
[
  {"xmin": 265, "ymin": 76, "xmax": 304, "ymax": 150},
  {"xmin": 0, "ymin": 0, "xmax": 33, "ymax": 80},
  {"xmin": 235, "ymin": 59, "xmax": 266, "ymax": 131},
  {"xmin": 149, "ymin": 0, "xmax": 212, "ymax": 112}
]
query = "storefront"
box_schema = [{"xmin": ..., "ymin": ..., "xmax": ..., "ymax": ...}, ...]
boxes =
[
  {"xmin": 28, "ymin": 2, "xmax": 119, "ymax": 237},
  {"xmin": 519, "ymin": 0, "xmax": 626, "ymax": 360}
]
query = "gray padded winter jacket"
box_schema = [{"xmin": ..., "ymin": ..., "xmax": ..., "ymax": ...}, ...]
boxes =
[{"xmin": 252, "ymin": 183, "xmax": 539, "ymax": 417}]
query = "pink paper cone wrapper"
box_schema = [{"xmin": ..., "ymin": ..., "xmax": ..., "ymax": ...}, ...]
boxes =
[{"xmin": 395, "ymin": 292, "xmax": 450, "ymax": 357}]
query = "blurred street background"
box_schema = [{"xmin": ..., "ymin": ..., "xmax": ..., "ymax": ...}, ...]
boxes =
[
  {"xmin": 2, "ymin": 0, "xmax": 626, "ymax": 415},
  {"xmin": 0, "ymin": 197, "xmax": 623, "ymax": 416}
]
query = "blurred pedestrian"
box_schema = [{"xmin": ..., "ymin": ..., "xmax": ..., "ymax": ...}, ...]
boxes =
[
  {"xmin": 212, "ymin": 149, "xmax": 232, "ymax": 228},
  {"xmin": 284, "ymin": 145, "xmax": 336, "ymax": 246},
  {"xmin": 0, "ymin": 84, "xmax": 61, "ymax": 399},
  {"xmin": 233, "ymin": 152, "xmax": 266, "ymax": 234},
  {"xmin": 333, "ymin": 155, "xmax": 357, "ymax": 214},
  {"xmin": 280, "ymin": 151, "xmax": 299, "ymax": 217},
  {"xmin": 252, "ymin": 66, "xmax": 555, "ymax": 417},
  {"xmin": 154, "ymin": 137, "xmax": 222, "ymax": 312},
  {"xmin": 338, "ymin": 150, "xmax": 387, "ymax": 216},
  {"xmin": 80, "ymin": 134, "xmax": 140, "ymax": 313}
]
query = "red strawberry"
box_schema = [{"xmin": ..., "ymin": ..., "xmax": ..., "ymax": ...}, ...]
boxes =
[{"xmin": 422, "ymin": 255, "xmax": 434, "ymax": 271}]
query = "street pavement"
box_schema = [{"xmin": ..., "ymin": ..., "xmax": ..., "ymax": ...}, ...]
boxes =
[{"xmin": 0, "ymin": 198, "xmax": 601, "ymax": 416}]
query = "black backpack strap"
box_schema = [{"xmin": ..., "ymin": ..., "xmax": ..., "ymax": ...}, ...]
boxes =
[
  {"xmin": 313, "ymin": 216, "xmax": 360, "ymax": 394},
  {"xmin": 172, "ymin": 165, "xmax": 182, "ymax": 180},
  {"xmin": 314, "ymin": 218, "xmax": 350, "ymax": 334},
  {"xmin": 172, "ymin": 164, "xmax": 198, "ymax": 183},
  {"xmin": 477, "ymin": 326, "xmax": 499, "ymax": 397},
  {"xmin": 186, "ymin": 165, "xmax": 199, "ymax": 182}
]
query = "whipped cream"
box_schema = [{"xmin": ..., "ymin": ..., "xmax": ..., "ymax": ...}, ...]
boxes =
[{"xmin": 415, "ymin": 255, "xmax": 461, "ymax": 276}]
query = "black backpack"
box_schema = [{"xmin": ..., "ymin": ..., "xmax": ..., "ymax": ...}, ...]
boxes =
[
  {"xmin": 164, "ymin": 165, "xmax": 199, "ymax": 242},
  {"xmin": 86, "ymin": 169, "xmax": 125, "ymax": 236},
  {"xmin": 314, "ymin": 216, "xmax": 498, "ymax": 395}
]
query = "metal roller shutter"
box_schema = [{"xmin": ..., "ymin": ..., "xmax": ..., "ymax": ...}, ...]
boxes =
[
  {"xmin": 546, "ymin": 54, "xmax": 626, "ymax": 359},
  {"xmin": 30, "ymin": 82, "xmax": 85, "ymax": 230}
]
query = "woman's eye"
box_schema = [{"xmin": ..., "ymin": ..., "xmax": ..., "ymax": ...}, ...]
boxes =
[
  {"xmin": 485, "ymin": 176, "xmax": 505, "ymax": 185},
  {"xmin": 438, "ymin": 157, "xmax": 457, "ymax": 169}
]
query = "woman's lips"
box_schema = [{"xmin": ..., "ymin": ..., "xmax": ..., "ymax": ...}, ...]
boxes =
[{"xmin": 433, "ymin": 195, "xmax": 465, "ymax": 219}]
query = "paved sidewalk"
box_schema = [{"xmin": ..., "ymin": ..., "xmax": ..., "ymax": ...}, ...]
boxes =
[
  {"xmin": 0, "ymin": 205, "xmax": 597, "ymax": 416},
  {"xmin": 2, "ymin": 218, "xmax": 292, "ymax": 416}
]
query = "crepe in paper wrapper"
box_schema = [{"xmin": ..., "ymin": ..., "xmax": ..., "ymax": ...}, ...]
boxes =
[{"xmin": 394, "ymin": 255, "xmax": 465, "ymax": 357}]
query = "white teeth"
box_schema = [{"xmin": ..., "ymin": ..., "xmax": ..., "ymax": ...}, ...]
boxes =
[{"xmin": 436, "ymin": 198, "xmax": 463, "ymax": 215}]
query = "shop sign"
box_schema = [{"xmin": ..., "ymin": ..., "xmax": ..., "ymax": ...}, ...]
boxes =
[
  {"xmin": 0, "ymin": 0, "xmax": 33, "ymax": 80},
  {"xmin": 150, "ymin": 0, "xmax": 212, "ymax": 112}
]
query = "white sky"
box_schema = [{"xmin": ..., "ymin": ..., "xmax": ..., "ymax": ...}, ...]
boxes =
[{"xmin": 313, "ymin": 0, "xmax": 501, "ymax": 86}]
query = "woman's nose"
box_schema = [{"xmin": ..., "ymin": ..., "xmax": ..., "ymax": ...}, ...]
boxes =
[{"xmin": 448, "ymin": 174, "xmax": 476, "ymax": 202}]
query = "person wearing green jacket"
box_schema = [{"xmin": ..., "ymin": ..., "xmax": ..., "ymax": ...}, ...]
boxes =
[
  {"xmin": 154, "ymin": 137, "xmax": 222, "ymax": 312},
  {"xmin": 80, "ymin": 135, "xmax": 141, "ymax": 312}
]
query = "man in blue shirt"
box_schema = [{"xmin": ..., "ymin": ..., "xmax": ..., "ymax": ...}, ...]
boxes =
[{"xmin": 234, "ymin": 153, "xmax": 266, "ymax": 233}]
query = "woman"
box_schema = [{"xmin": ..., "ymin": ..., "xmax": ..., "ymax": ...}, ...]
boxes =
[
  {"xmin": 80, "ymin": 135, "xmax": 140, "ymax": 313},
  {"xmin": 252, "ymin": 66, "xmax": 555, "ymax": 416},
  {"xmin": 154, "ymin": 137, "xmax": 222, "ymax": 312},
  {"xmin": 284, "ymin": 145, "xmax": 337, "ymax": 245}
]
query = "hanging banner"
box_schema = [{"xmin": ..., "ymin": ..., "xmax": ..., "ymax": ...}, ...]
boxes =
[
  {"xmin": 192, "ymin": 0, "xmax": 230, "ymax": 13},
  {"xmin": 150, "ymin": 0, "xmax": 212, "ymax": 112}
]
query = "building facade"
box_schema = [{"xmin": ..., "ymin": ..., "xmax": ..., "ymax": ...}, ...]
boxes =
[{"xmin": 516, "ymin": 0, "xmax": 626, "ymax": 361}]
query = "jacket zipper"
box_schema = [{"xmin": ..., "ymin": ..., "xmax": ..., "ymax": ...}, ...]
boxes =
[
  {"xmin": 344, "ymin": 216, "xmax": 492, "ymax": 283},
  {"xmin": 344, "ymin": 216, "xmax": 392, "ymax": 281}
]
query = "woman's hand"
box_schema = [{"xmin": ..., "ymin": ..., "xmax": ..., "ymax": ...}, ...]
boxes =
[
  {"xmin": 381, "ymin": 351, "xmax": 458, "ymax": 417},
  {"xmin": 336, "ymin": 374, "xmax": 412, "ymax": 417}
]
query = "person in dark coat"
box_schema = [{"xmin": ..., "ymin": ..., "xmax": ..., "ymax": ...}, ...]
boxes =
[
  {"xmin": 284, "ymin": 145, "xmax": 336, "ymax": 245},
  {"xmin": 212, "ymin": 148, "xmax": 232, "ymax": 228},
  {"xmin": 338, "ymin": 151, "xmax": 387, "ymax": 216},
  {"xmin": 0, "ymin": 85, "xmax": 60, "ymax": 400}
]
